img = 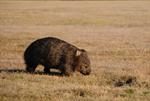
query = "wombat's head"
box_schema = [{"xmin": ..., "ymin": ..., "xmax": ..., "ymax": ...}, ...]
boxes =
[{"xmin": 75, "ymin": 49, "xmax": 91, "ymax": 75}]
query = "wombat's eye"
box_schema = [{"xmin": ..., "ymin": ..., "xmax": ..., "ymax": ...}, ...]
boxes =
[{"xmin": 82, "ymin": 64, "xmax": 88, "ymax": 68}]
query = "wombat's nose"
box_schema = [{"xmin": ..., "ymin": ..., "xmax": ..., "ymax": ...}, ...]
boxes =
[
  {"xmin": 85, "ymin": 70, "xmax": 91, "ymax": 75},
  {"xmin": 86, "ymin": 72, "xmax": 90, "ymax": 75},
  {"xmin": 81, "ymin": 71, "xmax": 90, "ymax": 75}
]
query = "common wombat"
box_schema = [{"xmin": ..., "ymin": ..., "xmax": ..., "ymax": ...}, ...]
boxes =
[{"xmin": 24, "ymin": 37, "xmax": 91, "ymax": 76}]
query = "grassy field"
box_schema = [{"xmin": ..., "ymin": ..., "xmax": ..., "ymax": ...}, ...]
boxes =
[{"xmin": 0, "ymin": 1, "xmax": 150, "ymax": 101}]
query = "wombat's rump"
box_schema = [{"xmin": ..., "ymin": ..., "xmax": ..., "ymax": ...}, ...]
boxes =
[{"xmin": 24, "ymin": 37, "xmax": 91, "ymax": 76}]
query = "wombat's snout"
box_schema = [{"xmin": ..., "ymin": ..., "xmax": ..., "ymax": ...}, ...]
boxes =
[
  {"xmin": 85, "ymin": 69, "xmax": 91, "ymax": 75},
  {"xmin": 81, "ymin": 68, "xmax": 91, "ymax": 75},
  {"xmin": 82, "ymin": 71, "xmax": 90, "ymax": 75}
]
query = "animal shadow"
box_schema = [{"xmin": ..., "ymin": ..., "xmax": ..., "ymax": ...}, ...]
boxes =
[{"xmin": 0, "ymin": 68, "xmax": 62, "ymax": 76}]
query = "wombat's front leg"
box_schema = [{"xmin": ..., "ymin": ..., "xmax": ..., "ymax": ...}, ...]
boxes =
[{"xmin": 62, "ymin": 64, "xmax": 73, "ymax": 76}]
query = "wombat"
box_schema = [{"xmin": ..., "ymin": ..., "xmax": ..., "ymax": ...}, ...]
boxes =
[{"xmin": 24, "ymin": 37, "xmax": 91, "ymax": 76}]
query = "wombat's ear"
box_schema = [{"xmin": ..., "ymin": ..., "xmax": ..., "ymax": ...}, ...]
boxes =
[
  {"xmin": 81, "ymin": 49, "xmax": 86, "ymax": 52},
  {"xmin": 76, "ymin": 50, "xmax": 81, "ymax": 56}
]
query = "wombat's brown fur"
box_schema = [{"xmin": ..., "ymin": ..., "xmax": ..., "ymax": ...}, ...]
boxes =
[{"xmin": 24, "ymin": 37, "xmax": 91, "ymax": 76}]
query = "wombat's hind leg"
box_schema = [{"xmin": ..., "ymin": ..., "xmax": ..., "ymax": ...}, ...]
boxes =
[
  {"xmin": 26, "ymin": 64, "xmax": 37, "ymax": 73},
  {"xmin": 43, "ymin": 65, "xmax": 50, "ymax": 74}
]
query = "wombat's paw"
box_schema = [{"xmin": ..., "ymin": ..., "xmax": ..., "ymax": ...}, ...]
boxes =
[
  {"xmin": 26, "ymin": 67, "xmax": 35, "ymax": 73},
  {"xmin": 44, "ymin": 68, "xmax": 50, "ymax": 74}
]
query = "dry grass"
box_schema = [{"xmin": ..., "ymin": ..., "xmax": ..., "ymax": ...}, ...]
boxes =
[{"xmin": 0, "ymin": 1, "xmax": 150, "ymax": 101}]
